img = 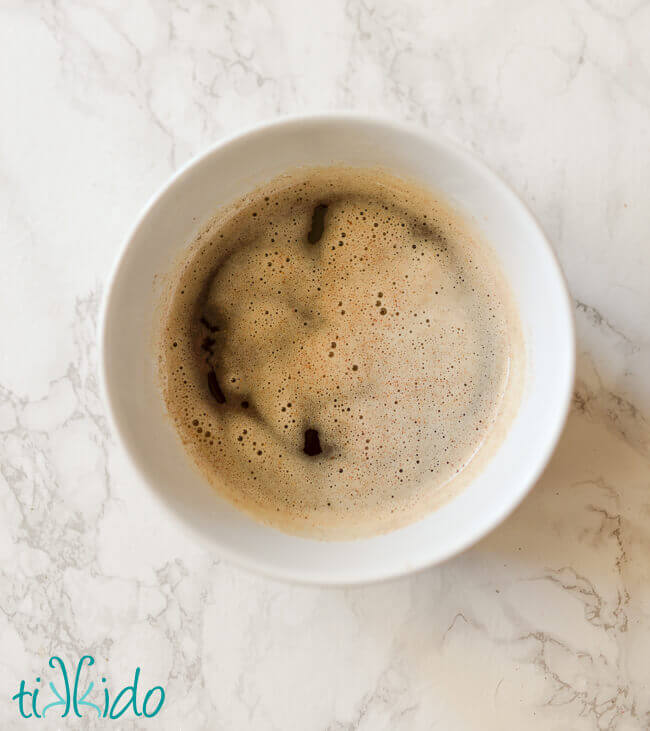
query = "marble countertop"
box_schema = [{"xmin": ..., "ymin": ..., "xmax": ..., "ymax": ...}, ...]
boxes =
[{"xmin": 1, "ymin": 1, "xmax": 649, "ymax": 728}]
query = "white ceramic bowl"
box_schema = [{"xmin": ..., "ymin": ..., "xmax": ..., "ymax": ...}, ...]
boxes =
[{"xmin": 99, "ymin": 114, "xmax": 574, "ymax": 585}]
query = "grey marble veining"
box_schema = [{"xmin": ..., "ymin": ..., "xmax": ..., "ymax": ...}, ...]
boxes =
[{"xmin": 1, "ymin": 1, "xmax": 649, "ymax": 728}]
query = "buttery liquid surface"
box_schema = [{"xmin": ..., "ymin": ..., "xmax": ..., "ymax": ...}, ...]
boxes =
[{"xmin": 158, "ymin": 167, "xmax": 523, "ymax": 539}]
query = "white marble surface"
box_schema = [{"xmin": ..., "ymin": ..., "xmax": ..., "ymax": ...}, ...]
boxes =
[{"xmin": 1, "ymin": 0, "xmax": 649, "ymax": 728}]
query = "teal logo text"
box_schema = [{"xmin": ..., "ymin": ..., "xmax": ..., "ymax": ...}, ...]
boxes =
[{"xmin": 11, "ymin": 655, "xmax": 165, "ymax": 720}]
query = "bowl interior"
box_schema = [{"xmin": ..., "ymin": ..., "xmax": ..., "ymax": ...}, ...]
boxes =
[{"xmin": 101, "ymin": 116, "xmax": 574, "ymax": 584}]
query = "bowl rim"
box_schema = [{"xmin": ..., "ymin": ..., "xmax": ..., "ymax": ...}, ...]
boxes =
[{"xmin": 98, "ymin": 112, "xmax": 576, "ymax": 586}]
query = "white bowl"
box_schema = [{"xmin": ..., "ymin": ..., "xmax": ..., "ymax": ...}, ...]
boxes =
[{"xmin": 99, "ymin": 114, "xmax": 575, "ymax": 585}]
